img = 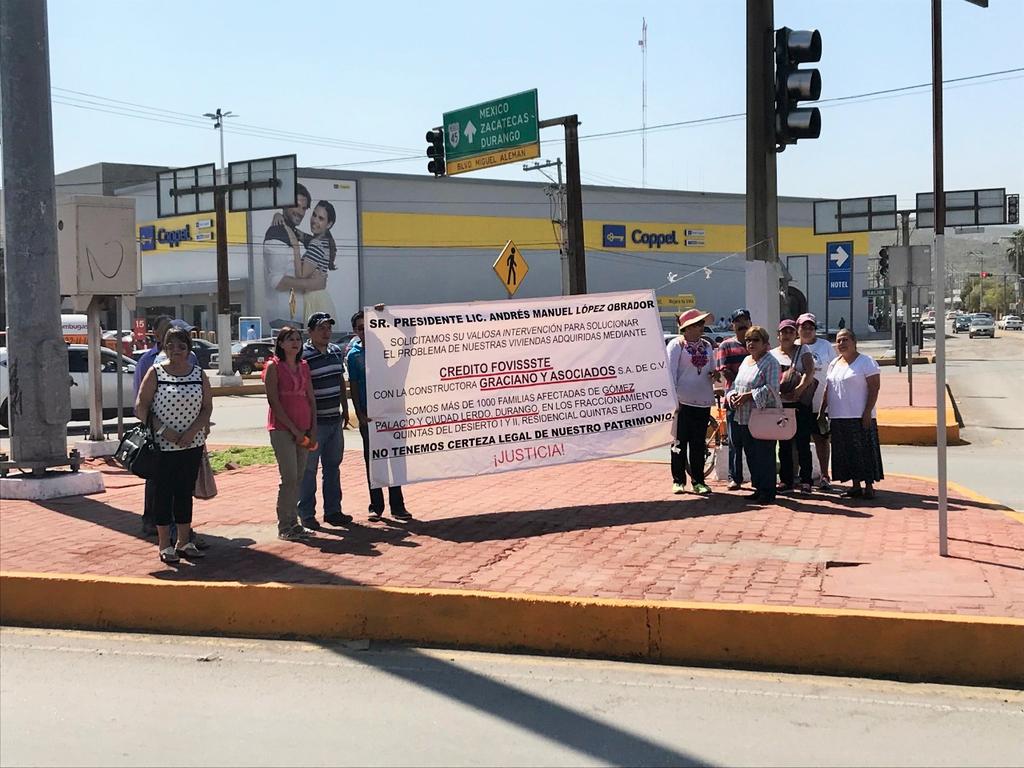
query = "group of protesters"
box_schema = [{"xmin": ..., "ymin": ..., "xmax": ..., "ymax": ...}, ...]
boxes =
[
  {"xmin": 133, "ymin": 300, "xmax": 884, "ymax": 564},
  {"xmin": 132, "ymin": 310, "xmax": 409, "ymax": 564},
  {"xmin": 666, "ymin": 307, "xmax": 884, "ymax": 504}
]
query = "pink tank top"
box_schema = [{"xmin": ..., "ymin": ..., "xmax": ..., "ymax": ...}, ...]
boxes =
[{"xmin": 263, "ymin": 357, "xmax": 312, "ymax": 432}]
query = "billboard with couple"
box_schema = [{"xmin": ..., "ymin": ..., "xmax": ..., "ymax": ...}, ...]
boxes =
[{"xmin": 252, "ymin": 177, "xmax": 359, "ymax": 332}]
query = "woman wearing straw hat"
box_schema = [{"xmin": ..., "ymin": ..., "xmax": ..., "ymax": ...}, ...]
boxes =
[{"xmin": 666, "ymin": 309, "xmax": 717, "ymax": 496}]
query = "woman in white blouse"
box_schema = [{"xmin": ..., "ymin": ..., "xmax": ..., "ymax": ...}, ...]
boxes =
[{"xmin": 821, "ymin": 329, "xmax": 883, "ymax": 499}]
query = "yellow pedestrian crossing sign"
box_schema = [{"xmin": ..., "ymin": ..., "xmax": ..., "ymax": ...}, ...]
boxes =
[{"xmin": 493, "ymin": 239, "xmax": 528, "ymax": 296}]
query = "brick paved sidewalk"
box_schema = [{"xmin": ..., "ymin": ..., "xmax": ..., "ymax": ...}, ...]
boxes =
[{"xmin": 1, "ymin": 458, "xmax": 1021, "ymax": 618}]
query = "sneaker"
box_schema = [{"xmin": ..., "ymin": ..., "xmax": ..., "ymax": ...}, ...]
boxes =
[
  {"xmin": 818, "ymin": 477, "xmax": 833, "ymax": 492},
  {"xmin": 300, "ymin": 517, "xmax": 322, "ymax": 531},
  {"xmin": 800, "ymin": 483, "xmax": 813, "ymax": 494},
  {"xmin": 391, "ymin": 508, "xmax": 413, "ymax": 521},
  {"xmin": 727, "ymin": 480, "xmax": 741, "ymax": 491},
  {"xmin": 693, "ymin": 483, "xmax": 711, "ymax": 496},
  {"xmin": 175, "ymin": 542, "xmax": 206, "ymax": 559},
  {"xmin": 159, "ymin": 547, "xmax": 179, "ymax": 564},
  {"xmin": 367, "ymin": 510, "xmax": 383, "ymax": 522},
  {"xmin": 278, "ymin": 525, "xmax": 316, "ymax": 541},
  {"xmin": 323, "ymin": 512, "xmax": 353, "ymax": 526},
  {"xmin": 191, "ymin": 531, "xmax": 210, "ymax": 550},
  {"xmin": 671, "ymin": 482, "xmax": 685, "ymax": 495}
]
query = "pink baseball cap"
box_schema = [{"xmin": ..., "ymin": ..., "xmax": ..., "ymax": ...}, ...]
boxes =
[{"xmin": 797, "ymin": 312, "xmax": 817, "ymax": 326}]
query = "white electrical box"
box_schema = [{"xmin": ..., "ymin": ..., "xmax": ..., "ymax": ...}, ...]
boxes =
[{"xmin": 57, "ymin": 195, "xmax": 139, "ymax": 297}]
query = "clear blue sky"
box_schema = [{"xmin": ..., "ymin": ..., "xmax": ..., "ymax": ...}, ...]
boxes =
[{"xmin": 46, "ymin": 0, "xmax": 1023, "ymax": 208}]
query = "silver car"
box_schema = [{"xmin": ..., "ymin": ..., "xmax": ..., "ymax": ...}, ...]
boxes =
[{"xmin": 968, "ymin": 316, "xmax": 996, "ymax": 339}]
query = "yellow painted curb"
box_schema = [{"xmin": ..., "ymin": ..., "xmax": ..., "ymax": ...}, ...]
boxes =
[
  {"xmin": 2, "ymin": 572, "xmax": 1021, "ymax": 687},
  {"xmin": 888, "ymin": 472, "xmax": 1023, "ymax": 524}
]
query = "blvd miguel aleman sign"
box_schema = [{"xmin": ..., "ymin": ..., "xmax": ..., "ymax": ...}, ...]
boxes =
[
  {"xmin": 364, "ymin": 290, "xmax": 677, "ymax": 487},
  {"xmin": 443, "ymin": 89, "xmax": 540, "ymax": 175}
]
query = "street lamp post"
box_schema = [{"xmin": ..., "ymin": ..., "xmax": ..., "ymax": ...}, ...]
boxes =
[{"xmin": 202, "ymin": 108, "xmax": 235, "ymax": 179}]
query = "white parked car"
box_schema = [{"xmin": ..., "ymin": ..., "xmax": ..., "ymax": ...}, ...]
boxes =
[
  {"xmin": 0, "ymin": 344, "xmax": 136, "ymax": 428},
  {"xmin": 997, "ymin": 315, "xmax": 1022, "ymax": 331}
]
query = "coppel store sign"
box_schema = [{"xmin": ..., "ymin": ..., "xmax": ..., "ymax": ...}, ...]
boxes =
[
  {"xmin": 602, "ymin": 223, "xmax": 680, "ymax": 249},
  {"xmin": 139, "ymin": 224, "xmax": 193, "ymax": 250}
]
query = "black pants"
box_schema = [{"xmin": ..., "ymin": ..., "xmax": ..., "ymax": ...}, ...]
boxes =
[
  {"xmin": 359, "ymin": 422, "xmax": 405, "ymax": 513},
  {"xmin": 152, "ymin": 446, "xmax": 203, "ymax": 526},
  {"xmin": 735, "ymin": 423, "xmax": 776, "ymax": 500},
  {"xmin": 672, "ymin": 405, "xmax": 711, "ymax": 486},
  {"xmin": 778, "ymin": 403, "xmax": 813, "ymax": 486}
]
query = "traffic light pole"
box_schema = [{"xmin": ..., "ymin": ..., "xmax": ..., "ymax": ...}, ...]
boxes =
[
  {"xmin": 0, "ymin": 0, "xmax": 73, "ymax": 472},
  {"xmin": 540, "ymin": 115, "xmax": 586, "ymax": 295},
  {"xmin": 746, "ymin": 0, "xmax": 781, "ymax": 331},
  {"xmin": 932, "ymin": 0, "xmax": 949, "ymax": 557}
]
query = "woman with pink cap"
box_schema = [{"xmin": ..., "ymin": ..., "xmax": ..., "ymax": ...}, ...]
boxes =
[
  {"xmin": 797, "ymin": 312, "xmax": 836, "ymax": 490},
  {"xmin": 666, "ymin": 309, "xmax": 717, "ymax": 496}
]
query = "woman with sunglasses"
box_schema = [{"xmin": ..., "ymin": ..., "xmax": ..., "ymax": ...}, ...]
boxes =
[
  {"xmin": 726, "ymin": 325, "xmax": 781, "ymax": 502},
  {"xmin": 821, "ymin": 329, "xmax": 883, "ymax": 499},
  {"xmin": 771, "ymin": 319, "xmax": 816, "ymax": 492},
  {"xmin": 135, "ymin": 326, "xmax": 212, "ymax": 563}
]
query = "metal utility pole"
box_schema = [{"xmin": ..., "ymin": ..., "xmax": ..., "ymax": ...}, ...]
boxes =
[
  {"xmin": 639, "ymin": 17, "xmax": 648, "ymax": 188},
  {"xmin": 204, "ymin": 108, "xmax": 236, "ymax": 374},
  {"xmin": 523, "ymin": 159, "xmax": 568, "ymax": 294},
  {"xmin": 746, "ymin": 0, "xmax": 781, "ymax": 331},
  {"xmin": 541, "ymin": 116, "xmax": 586, "ymax": 294},
  {"xmin": 0, "ymin": 0, "xmax": 72, "ymax": 470}
]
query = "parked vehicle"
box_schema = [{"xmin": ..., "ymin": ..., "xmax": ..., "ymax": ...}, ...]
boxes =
[
  {"xmin": 229, "ymin": 340, "xmax": 275, "ymax": 375},
  {"xmin": 968, "ymin": 316, "xmax": 996, "ymax": 339},
  {"xmin": 0, "ymin": 344, "xmax": 136, "ymax": 428},
  {"xmin": 997, "ymin": 315, "xmax": 1022, "ymax": 331}
]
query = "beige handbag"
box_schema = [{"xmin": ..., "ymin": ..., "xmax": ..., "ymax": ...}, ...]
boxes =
[
  {"xmin": 748, "ymin": 376, "xmax": 797, "ymax": 441},
  {"xmin": 193, "ymin": 447, "xmax": 218, "ymax": 500}
]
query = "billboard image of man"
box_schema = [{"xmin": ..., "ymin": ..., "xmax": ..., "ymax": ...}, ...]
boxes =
[{"xmin": 262, "ymin": 182, "xmax": 312, "ymax": 325}]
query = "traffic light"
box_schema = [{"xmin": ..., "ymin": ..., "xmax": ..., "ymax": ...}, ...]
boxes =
[
  {"xmin": 774, "ymin": 27, "xmax": 822, "ymax": 150},
  {"xmin": 981, "ymin": 271, "xmax": 991, "ymax": 279},
  {"xmin": 878, "ymin": 247, "xmax": 889, "ymax": 280},
  {"xmin": 426, "ymin": 128, "xmax": 445, "ymax": 177},
  {"xmin": 1008, "ymin": 193, "xmax": 1019, "ymax": 225}
]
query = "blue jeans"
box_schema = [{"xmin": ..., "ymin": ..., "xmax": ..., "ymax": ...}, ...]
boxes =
[
  {"xmin": 727, "ymin": 410, "xmax": 746, "ymax": 484},
  {"xmin": 297, "ymin": 420, "xmax": 344, "ymax": 521}
]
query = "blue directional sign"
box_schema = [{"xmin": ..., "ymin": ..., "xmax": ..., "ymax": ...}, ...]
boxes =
[{"xmin": 827, "ymin": 240, "xmax": 853, "ymax": 299}]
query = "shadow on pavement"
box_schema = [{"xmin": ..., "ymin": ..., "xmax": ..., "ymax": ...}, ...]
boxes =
[
  {"xmin": 321, "ymin": 644, "xmax": 710, "ymax": 768},
  {"xmin": 413, "ymin": 495, "xmax": 872, "ymax": 544},
  {"xmin": 35, "ymin": 492, "xmax": 414, "ymax": 585}
]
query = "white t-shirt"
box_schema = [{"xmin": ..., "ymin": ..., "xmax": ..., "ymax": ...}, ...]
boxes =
[
  {"xmin": 666, "ymin": 336, "xmax": 716, "ymax": 407},
  {"xmin": 799, "ymin": 337, "xmax": 836, "ymax": 412},
  {"xmin": 826, "ymin": 354, "xmax": 881, "ymax": 419}
]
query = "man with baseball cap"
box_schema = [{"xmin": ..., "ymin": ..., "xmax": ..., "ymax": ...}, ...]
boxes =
[
  {"xmin": 298, "ymin": 311, "xmax": 351, "ymax": 528},
  {"xmin": 715, "ymin": 308, "xmax": 753, "ymax": 490},
  {"xmin": 667, "ymin": 309, "xmax": 717, "ymax": 496}
]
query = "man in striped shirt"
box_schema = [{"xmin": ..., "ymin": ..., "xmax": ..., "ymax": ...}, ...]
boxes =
[{"xmin": 298, "ymin": 312, "xmax": 352, "ymax": 527}]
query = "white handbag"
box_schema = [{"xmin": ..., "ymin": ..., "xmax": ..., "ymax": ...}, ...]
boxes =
[{"xmin": 747, "ymin": 376, "xmax": 797, "ymax": 441}]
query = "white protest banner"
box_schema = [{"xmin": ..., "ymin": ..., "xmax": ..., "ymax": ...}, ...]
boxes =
[{"xmin": 364, "ymin": 290, "xmax": 676, "ymax": 488}]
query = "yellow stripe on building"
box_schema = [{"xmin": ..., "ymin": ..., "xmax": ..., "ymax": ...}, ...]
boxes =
[{"xmin": 361, "ymin": 212, "xmax": 869, "ymax": 256}]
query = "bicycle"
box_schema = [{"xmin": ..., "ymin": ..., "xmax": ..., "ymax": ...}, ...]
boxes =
[{"xmin": 703, "ymin": 390, "xmax": 729, "ymax": 478}]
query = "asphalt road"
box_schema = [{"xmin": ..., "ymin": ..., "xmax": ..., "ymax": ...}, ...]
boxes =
[
  {"xmin": 882, "ymin": 324, "xmax": 1024, "ymax": 512},
  {"xmin": 2, "ymin": 627, "xmax": 1022, "ymax": 768}
]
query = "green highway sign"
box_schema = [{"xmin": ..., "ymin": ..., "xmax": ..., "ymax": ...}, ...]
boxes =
[
  {"xmin": 443, "ymin": 89, "xmax": 540, "ymax": 175},
  {"xmin": 862, "ymin": 287, "xmax": 890, "ymax": 297}
]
